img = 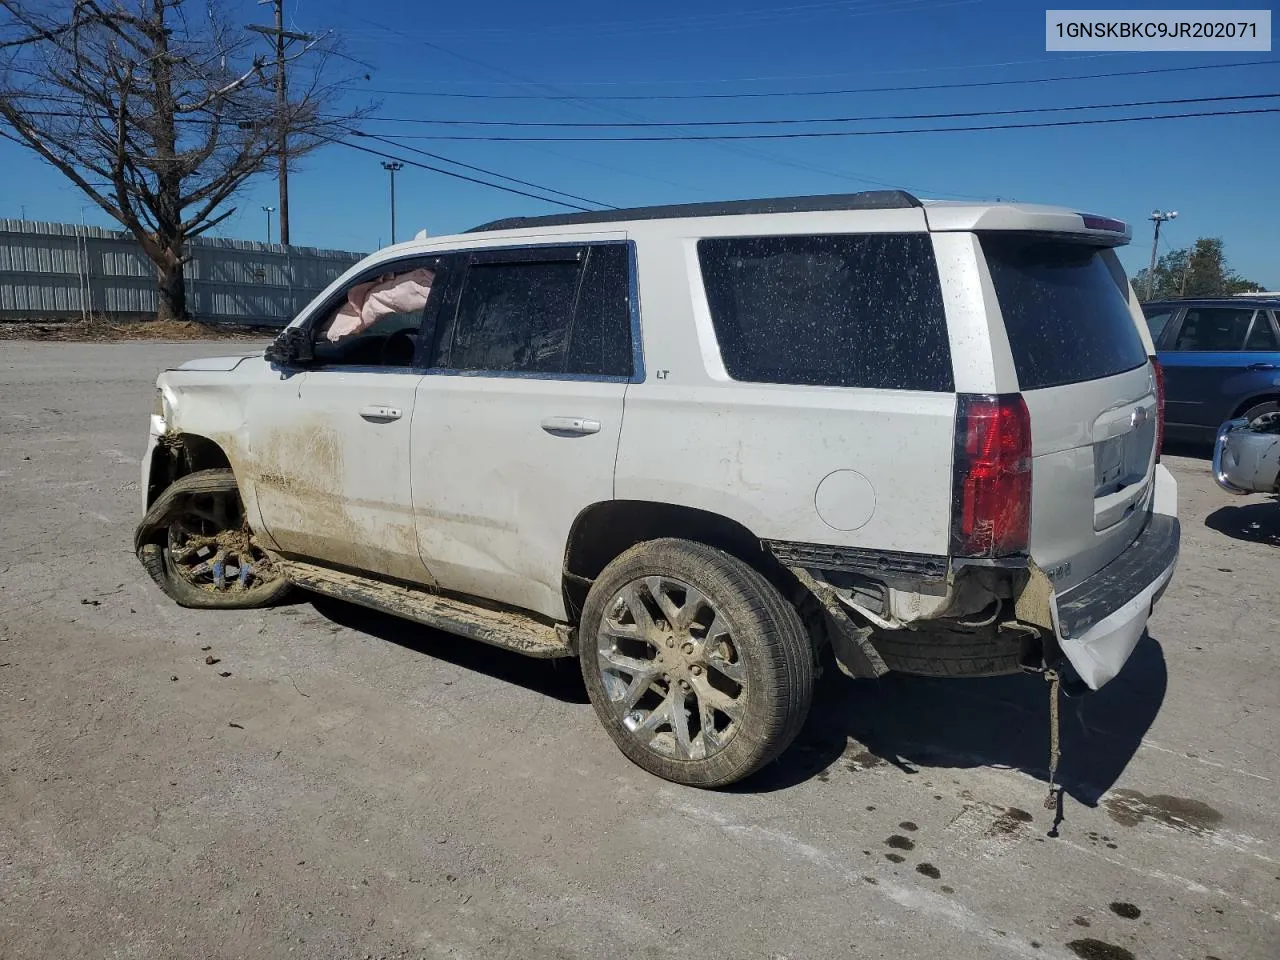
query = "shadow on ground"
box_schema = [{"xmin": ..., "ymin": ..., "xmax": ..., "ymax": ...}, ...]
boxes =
[
  {"xmin": 305, "ymin": 595, "xmax": 1166, "ymax": 805},
  {"xmin": 1205, "ymin": 500, "xmax": 1280, "ymax": 546},
  {"xmin": 746, "ymin": 633, "xmax": 1168, "ymax": 806},
  {"xmin": 306, "ymin": 595, "xmax": 590, "ymax": 705}
]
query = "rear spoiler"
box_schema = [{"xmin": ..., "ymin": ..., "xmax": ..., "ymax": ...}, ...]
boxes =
[{"xmin": 922, "ymin": 203, "xmax": 1131, "ymax": 246}]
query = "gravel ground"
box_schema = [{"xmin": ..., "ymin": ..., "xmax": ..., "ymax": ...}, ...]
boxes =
[{"xmin": 1, "ymin": 341, "xmax": 1277, "ymax": 960}]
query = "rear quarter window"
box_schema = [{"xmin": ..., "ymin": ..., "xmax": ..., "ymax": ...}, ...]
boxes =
[
  {"xmin": 982, "ymin": 235, "xmax": 1148, "ymax": 390},
  {"xmin": 697, "ymin": 233, "xmax": 953, "ymax": 391}
]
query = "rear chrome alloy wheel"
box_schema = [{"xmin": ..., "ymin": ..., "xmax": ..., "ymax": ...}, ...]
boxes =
[{"xmin": 596, "ymin": 576, "xmax": 747, "ymax": 762}]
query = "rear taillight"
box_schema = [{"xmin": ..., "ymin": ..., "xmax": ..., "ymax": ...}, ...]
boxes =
[
  {"xmin": 1151, "ymin": 357, "xmax": 1166, "ymax": 462},
  {"xmin": 951, "ymin": 394, "xmax": 1032, "ymax": 558}
]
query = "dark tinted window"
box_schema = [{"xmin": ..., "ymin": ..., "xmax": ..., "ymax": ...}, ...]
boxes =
[
  {"xmin": 449, "ymin": 260, "xmax": 581, "ymax": 373},
  {"xmin": 566, "ymin": 244, "xmax": 632, "ymax": 377},
  {"xmin": 982, "ymin": 235, "xmax": 1147, "ymax": 390},
  {"xmin": 1143, "ymin": 309, "xmax": 1174, "ymax": 346},
  {"xmin": 1172, "ymin": 307, "xmax": 1254, "ymax": 352},
  {"xmin": 1245, "ymin": 312, "xmax": 1279, "ymax": 351},
  {"xmin": 697, "ymin": 234, "xmax": 953, "ymax": 391}
]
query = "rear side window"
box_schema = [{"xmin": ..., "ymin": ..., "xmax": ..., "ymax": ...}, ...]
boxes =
[
  {"xmin": 982, "ymin": 235, "xmax": 1148, "ymax": 390},
  {"xmin": 697, "ymin": 233, "xmax": 953, "ymax": 391},
  {"xmin": 1244, "ymin": 312, "xmax": 1279, "ymax": 351},
  {"xmin": 1172, "ymin": 307, "xmax": 1254, "ymax": 352}
]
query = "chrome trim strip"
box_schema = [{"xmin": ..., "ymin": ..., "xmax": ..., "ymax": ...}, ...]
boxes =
[{"xmin": 627, "ymin": 239, "xmax": 646, "ymax": 384}]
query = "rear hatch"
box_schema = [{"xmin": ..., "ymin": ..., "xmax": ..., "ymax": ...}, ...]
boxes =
[{"xmin": 981, "ymin": 234, "xmax": 1156, "ymax": 593}]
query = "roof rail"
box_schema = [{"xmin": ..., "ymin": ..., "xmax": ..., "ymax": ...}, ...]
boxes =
[{"xmin": 467, "ymin": 190, "xmax": 923, "ymax": 233}]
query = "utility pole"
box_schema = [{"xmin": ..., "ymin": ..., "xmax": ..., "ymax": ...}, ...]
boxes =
[
  {"xmin": 248, "ymin": 0, "xmax": 314, "ymax": 247},
  {"xmin": 262, "ymin": 205, "xmax": 275, "ymax": 244},
  {"xmin": 1146, "ymin": 209, "xmax": 1177, "ymax": 300},
  {"xmin": 381, "ymin": 161, "xmax": 403, "ymax": 244}
]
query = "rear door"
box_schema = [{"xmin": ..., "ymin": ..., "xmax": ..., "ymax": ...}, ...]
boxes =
[
  {"xmin": 1160, "ymin": 305, "xmax": 1275, "ymax": 430},
  {"xmin": 411, "ymin": 241, "xmax": 636, "ymax": 621},
  {"xmin": 981, "ymin": 235, "xmax": 1156, "ymax": 594}
]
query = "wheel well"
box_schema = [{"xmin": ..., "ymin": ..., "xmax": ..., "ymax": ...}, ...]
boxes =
[
  {"xmin": 561, "ymin": 500, "xmax": 786, "ymax": 622},
  {"xmin": 146, "ymin": 433, "xmax": 233, "ymax": 507},
  {"xmin": 1233, "ymin": 393, "xmax": 1280, "ymax": 419}
]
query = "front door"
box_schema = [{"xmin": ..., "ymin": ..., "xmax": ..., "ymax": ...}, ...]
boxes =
[
  {"xmin": 412, "ymin": 241, "xmax": 638, "ymax": 620},
  {"xmin": 249, "ymin": 258, "xmax": 442, "ymax": 585}
]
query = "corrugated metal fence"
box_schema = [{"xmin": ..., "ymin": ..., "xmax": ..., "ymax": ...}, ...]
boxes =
[{"xmin": 0, "ymin": 220, "xmax": 365, "ymax": 327}]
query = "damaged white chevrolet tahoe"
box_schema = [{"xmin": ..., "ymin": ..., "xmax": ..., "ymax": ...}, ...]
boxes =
[{"xmin": 135, "ymin": 192, "xmax": 1180, "ymax": 788}]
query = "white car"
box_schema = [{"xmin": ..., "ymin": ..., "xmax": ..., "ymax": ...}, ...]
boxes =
[{"xmin": 136, "ymin": 191, "xmax": 1179, "ymax": 787}]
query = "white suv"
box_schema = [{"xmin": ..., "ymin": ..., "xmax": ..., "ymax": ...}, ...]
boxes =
[{"xmin": 136, "ymin": 191, "xmax": 1179, "ymax": 787}]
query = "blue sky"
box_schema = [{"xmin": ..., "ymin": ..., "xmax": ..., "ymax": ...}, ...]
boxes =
[{"xmin": 2, "ymin": 0, "xmax": 1277, "ymax": 284}]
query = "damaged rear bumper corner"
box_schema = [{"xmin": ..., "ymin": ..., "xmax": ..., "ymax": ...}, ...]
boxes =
[{"xmin": 1049, "ymin": 466, "xmax": 1179, "ymax": 690}]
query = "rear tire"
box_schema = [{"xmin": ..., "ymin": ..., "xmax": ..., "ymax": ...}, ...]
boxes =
[
  {"xmin": 870, "ymin": 629, "xmax": 1024, "ymax": 678},
  {"xmin": 579, "ymin": 538, "xmax": 814, "ymax": 788},
  {"xmin": 137, "ymin": 469, "xmax": 291, "ymax": 610}
]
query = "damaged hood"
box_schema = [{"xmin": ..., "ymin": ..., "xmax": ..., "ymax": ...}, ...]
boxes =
[{"xmin": 171, "ymin": 354, "xmax": 260, "ymax": 373}]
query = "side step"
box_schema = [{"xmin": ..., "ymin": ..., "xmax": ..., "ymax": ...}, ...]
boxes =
[{"xmin": 281, "ymin": 560, "xmax": 573, "ymax": 659}]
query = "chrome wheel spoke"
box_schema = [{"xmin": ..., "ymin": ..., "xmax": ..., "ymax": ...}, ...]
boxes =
[
  {"xmin": 599, "ymin": 648, "xmax": 654, "ymax": 675},
  {"xmin": 696, "ymin": 695, "xmax": 722, "ymax": 753},
  {"xmin": 706, "ymin": 653, "xmax": 746, "ymax": 684},
  {"xmin": 644, "ymin": 576, "xmax": 683, "ymax": 627},
  {"xmin": 668, "ymin": 690, "xmax": 695, "ymax": 760},
  {"xmin": 619, "ymin": 672, "xmax": 658, "ymax": 711},
  {"xmin": 703, "ymin": 613, "xmax": 730, "ymax": 644},
  {"xmin": 619, "ymin": 583, "xmax": 656, "ymax": 634},
  {"xmin": 632, "ymin": 696, "xmax": 673, "ymax": 738},
  {"xmin": 211, "ymin": 551, "xmax": 228, "ymax": 590},
  {"xmin": 693, "ymin": 677, "xmax": 744, "ymax": 724}
]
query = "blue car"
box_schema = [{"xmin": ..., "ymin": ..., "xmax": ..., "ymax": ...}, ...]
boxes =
[{"xmin": 1142, "ymin": 296, "xmax": 1280, "ymax": 442}]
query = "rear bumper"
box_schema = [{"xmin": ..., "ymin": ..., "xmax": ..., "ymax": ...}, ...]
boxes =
[
  {"xmin": 1050, "ymin": 466, "xmax": 1179, "ymax": 690},
  {"xmin": 1214, "ymin": 417, "xmax": 1280, "ymax": 495}
]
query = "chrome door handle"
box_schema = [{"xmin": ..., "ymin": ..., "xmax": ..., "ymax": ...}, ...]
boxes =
[
  {"xmin": 359, "ymin": 404, "xmax": 403, "ymax": 422},
  {"xmin": 1247, "ymin": 362, "xmax": 1277, "ymax": 371},
  {"xmin": 541, "ymin": 416, "xmax": 601, "ymax": 436}
]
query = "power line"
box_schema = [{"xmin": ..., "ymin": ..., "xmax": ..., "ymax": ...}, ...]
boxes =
[
  {"xmin": 344, "ymin": 105, "xmax": 1280, "ymax": 142},
  {"xmin": 351, "ymin": 26, "xmax": 990, "ymax": 201},
  {"xmin": 348, "ymin": 53, "xmax": 1128, "ymax": 89},
  {"xmin": 336, "ymin": 139, "xmax": 598, "ymax": 211},
  {"xmin": 0, "ymin": 110, "xmax": 611, "ymax": 213},
  {"xmin": 344, "ymin": 0, "xmax": 972, "ymax": 44},
  {"xmin": 348, "ymin": 130, "xmax": 616, "ymax": 208},
  {"xmin": 357, "ymin": 91, "xmax": 1280, "ymax": 128},
  {"xmin": 359, "ymin": 57, "xmax": 1280, "ymax": 101}
]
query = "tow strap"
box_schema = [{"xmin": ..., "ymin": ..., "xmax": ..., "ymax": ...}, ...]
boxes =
[{"xmin": 1044, "ymin": 668, "xmax": 1062, "ymax": 812}]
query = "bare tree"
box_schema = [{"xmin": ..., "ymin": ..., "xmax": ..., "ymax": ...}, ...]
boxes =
[{"xmin": 0, "ymin": 0, "xmax": 364, "ymax": 321}]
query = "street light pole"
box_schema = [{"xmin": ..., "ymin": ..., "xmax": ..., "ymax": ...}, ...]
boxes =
[
  {"xmin": 1146, "ymin": 209, "xmax": 1177, "ymax": 300},
  {"xmin": 262, "ymin": 205, "xmax": 275, "ymax": 244},
  {"xmin": 381, "ymin": 161, "xmax": 403, "ymax": 244}
]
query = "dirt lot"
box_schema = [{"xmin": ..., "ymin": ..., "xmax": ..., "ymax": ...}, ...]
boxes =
[{"xmin": 1, "ymin": 340, "xmax": 1277, "ymax": 960}]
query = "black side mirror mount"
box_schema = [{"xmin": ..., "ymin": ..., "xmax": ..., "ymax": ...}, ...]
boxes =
[{"xmin": 264, "ymin": 326, "xmax": 314, "ymax": 367}]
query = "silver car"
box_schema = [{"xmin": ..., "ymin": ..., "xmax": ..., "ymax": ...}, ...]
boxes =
[{"xmin": 1215, "ymin": 414, "xmax": 1280, "ymax": 494}]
